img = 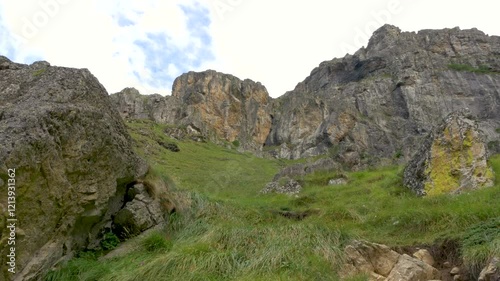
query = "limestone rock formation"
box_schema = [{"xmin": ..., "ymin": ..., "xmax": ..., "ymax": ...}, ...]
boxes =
[
  {"xmin": 265, "ymin": 25, "xmax": 500, "ymax": 167},
  {"xmin": 110, "ymin": 70, "xmax": 273, "ymax": 151},
  {"xmin": 111, "ymin": 87, "xmax": 167, "ymax": 121},
  {"xmin": 0, "ymin": 56, "xmax": 148, "ymax": 280},
  {"xmin": 403, "ymin": 110, "xmax": 495, "ymax": 196},
  {"xmin": 340, "ymin": 240, "xmax": 441, "ymax": 281},
  {"xmin": 112, "ymin": 25, "xmax": 500, "ymax": 170}
]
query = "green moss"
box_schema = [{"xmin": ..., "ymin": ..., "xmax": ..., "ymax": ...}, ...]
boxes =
[
  {"xmin": 448, "ymin": 63, "xmax": 498, "ymax": 74},
  {"xmin": 425, "ymin": 142, "xmax": 460, "ymax": 195},
  {"xmin": 32, "ymin": 68, "xmax": 47, "ymax": 77}
]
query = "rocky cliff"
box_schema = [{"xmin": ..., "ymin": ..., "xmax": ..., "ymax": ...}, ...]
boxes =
[
  {"xmin": 111, "ymin": 70, "xmax": 272, "ymax": 151},
  {"xmin": 111, "ymin": 25, "xmax": 500, "ymax": 169},
  {"xmin": 0, "ymin": 57, "xmax": 148, "ymax": 280},
  {"xmin": 266, "ymin": 25, "xmax": 500, "ymax": 168}
]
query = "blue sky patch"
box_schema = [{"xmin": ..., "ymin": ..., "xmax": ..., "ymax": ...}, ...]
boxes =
[
  {"xmin": 132, "ymin": 2, "xmax": 214, "ymax": 91},
  {"xmin": 116, "ymin": 13, "xmax": 135, "ymax": 27}
]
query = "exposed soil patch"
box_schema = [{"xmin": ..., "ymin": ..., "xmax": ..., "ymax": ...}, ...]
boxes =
[{"xmin": 271, "ymin": 209, "xmax": 319, "ymax": 221}]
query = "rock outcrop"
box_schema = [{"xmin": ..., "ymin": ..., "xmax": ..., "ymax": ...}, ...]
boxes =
[
  {"xmin": 110, "ymin": 70, "xmax": 273, "ymax": 151},
  {"xmin": 260, "ymin": 177, "xmax": 302, "ymax": 195},
  {"xmin": 0, "ymin": 56, "xmax": 148, "ymax": 280},
  {"xmin": 111, "ymin": 25, "xmax": 500, "ymax": 170},
  {"xmin": 265, "ymin": 25, "xmax": 500, "ymax": 167},
  {"xmin": 403, "ymin": 110, "xmax": 495, "ymax": 196},
  {"xmin": 113, "ymin": 182, "xmax": 166, "ymax": 238},
  {"xmin": 340, "ymin": 240, "xmax": 441, "ymax": 281}
]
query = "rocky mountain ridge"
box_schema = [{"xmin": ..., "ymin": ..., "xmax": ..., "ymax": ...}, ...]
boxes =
[
  {"xmin": 266, "ymin": 25, "xmax": 500, "ymax": 168},
  {"xmin": 111, "ymin": 25, "xmax": 500, "ymax": 171}
]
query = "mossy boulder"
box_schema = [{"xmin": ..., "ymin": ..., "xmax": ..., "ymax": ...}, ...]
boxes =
[
  {"xmin": 0, "ymin": 56, "xmax": 147, "ymax": 280},
  {"xmin": 403, "ymin": 109, "xmax": 494, "ymax": 196}
]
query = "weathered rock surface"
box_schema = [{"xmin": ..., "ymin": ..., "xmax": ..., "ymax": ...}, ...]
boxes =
[
  {"xmin": 113, "ymin": 183, "xmax": 166, "ymax": 238},
  {"xmin": 260, "ymin": 177, "xmax": 302, "ymax": 195},
  {"xmin": 0, "ymin": 56, "xmax": 148, "ymax": 280},
  {"xmin": 110, "ymin": 70, "xmax": 273, "ymax": 151},
  {"xmin": 403, "ymin": 110, "xmax": 495, "ymax": 196},
  {"xmin": 413, "ymin": 249, "xmax": 435, "ymax": 267},
  {"xmin": 385, "ymin": 254, "xmax": 441, "ymax": 281},
  {"xmin": 265, "ymin": 25, "xmax": 500, "ymax": 167},
  {"xmin": 479, "ymin": 257, "xmax": 500, "ymax": 281},
  {"xmin": 112, "ymin": 25, "xmax": 500, "ymax": 169},
  {"xmin": 340, "ymin": 240, "xmax": 441, "ymax": 281}
]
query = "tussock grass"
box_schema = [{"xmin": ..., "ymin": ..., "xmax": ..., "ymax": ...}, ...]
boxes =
[{"xmin": 45, "ymin": 121, "xmax": 500, "ymax": 280}]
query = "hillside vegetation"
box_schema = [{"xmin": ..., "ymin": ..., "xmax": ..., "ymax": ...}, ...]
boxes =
[{"xmin": 45, "ymin": 120, "xmax": 500, "ymax": 281}]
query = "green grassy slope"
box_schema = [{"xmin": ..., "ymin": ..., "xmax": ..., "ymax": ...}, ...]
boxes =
[{"xmin": 45, "ymin": 120, "xmax": 500, "ymax": 281}]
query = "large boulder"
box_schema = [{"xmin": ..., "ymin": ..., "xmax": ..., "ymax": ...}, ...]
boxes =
[
  {"xmin": 0, "ymin": 57, "xmax": 148, "ymax": 280},
  {"xmin": 404, "ymin": 110, "xmax": 495, "ymax": 196}
]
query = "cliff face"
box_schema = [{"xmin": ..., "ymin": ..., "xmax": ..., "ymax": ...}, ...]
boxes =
[
  {"xmin": 266, "ymin": 25, "xmax": 500, "ymax": 167},
  {"xmin": 111, "ymin": 70, "xmax": 272, "ymax": 150},
  {"xmin": 0, "ymin": 57, "xmax": 147, "ymax": 280},
  {"xmin": 111, "ymin": 25, "xmax": 500, "ymax": 168}
]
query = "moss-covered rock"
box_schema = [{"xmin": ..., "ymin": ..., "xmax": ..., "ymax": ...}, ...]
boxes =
[
  {"xmin": 0, "ymin": 56, "xmax": 148, "ymax": 280},
  {"xmin": 403, "ymin": 109, "xmax": 494, "ymax": 196}
]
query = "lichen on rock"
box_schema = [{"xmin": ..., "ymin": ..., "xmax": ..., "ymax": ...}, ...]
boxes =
[
  {"xmin": 0, "ymin": 56, "xmax": 149, "ymax": 280},
  {"xmin": 404, "ymin": 109, "xmax": 495, "ymax": 196}
]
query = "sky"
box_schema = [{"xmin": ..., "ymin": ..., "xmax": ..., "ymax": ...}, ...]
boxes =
[{"xmin": 0, "ymin": 1, "xmax": 499, "ymax": 98}]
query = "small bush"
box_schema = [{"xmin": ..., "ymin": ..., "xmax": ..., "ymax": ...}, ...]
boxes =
[
  {"xmin": 142, "ymin": 231, "xmax": 173, "ymax": 252},
  {"xmin": 232, "ymin": 140, "xmax": 240, "ymax": 147},
  {"xmin": 100, "ymin": 232, "xmax": 120, "ymax": 251},
  {"xmin": 448, "ymin": 64, "xmax": 496, "ymax": 74},
  {"xmin": 393, "ymin": 150, "xmax": 403, "ymax": 159}
]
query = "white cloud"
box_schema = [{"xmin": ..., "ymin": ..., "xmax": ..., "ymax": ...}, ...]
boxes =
[{"xmin": 1, "ymin": 0, "xmax": 500, "ymax": 97}]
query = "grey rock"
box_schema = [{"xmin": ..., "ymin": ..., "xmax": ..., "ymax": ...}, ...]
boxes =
[
  {"xmin": 261, "ymin": 177, "xmax": 302, "ymax": 195},
  {"xmin": 328, "ymin": 178, "xmax": 347, "ymax": 185},
  {"xmin": 404, "ymin": 110, "xmax": 495, "ymax": 196},
  {"xmin": 0, "ymin": 56, "xmax": 147, "ymax": 280},
  {"xmin": 113, "ymin": 183, "xmax": 165, "ymax": 238},
  {"xmin": 110, "ymin": 70, "xmax": 273, "ymax": 151},
  {"xmin": 385, "ymin": 254, "xmax": 441, "ymax": 281},
  {"xmin": 265, "ymin": 25, "xmax": 500, "ymax": 167}
]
